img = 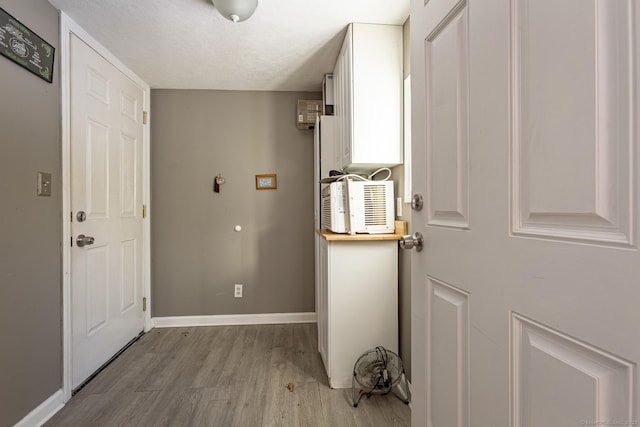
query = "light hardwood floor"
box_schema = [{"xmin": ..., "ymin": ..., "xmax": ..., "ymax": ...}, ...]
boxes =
[{"xmin": 46, "ymin": 324, "xmax": 410, "ymax": 427}]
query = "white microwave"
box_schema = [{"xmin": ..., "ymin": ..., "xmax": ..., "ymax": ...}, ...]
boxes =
[{"xmin": 321, "ymin": 180, "xmax": 395, "ymax": 234}]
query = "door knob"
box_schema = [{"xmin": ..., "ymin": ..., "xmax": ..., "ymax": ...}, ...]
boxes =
[
  {"xmin": 399, "ymin": 232, "xmax": 424, "ymax": 252},
  {"xmin": 76, "ymin": 234, "xmax": 95, "ymax": 247}
]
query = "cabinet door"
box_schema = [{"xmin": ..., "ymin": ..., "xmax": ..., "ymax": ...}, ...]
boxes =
[
  {"xmin": 346, "ymin": 24, "xmax": 403, "ymax": 171},
  {"xmin": 333, "ymin": 49, "xmax": 344, "ymax": 171},
  {"xmin": 333, "ymin": 24, "xmax": 402, "ymax": 172},
  {"xmin": 341, "ymin": 28, "xmax": 353, "ymax": 169},
  {"xmin": 317, "ymin": 237, "xmax": 329, "ymax": 371},
  {"xmin": 326, "ymin": 240, "xmax": 399, "ymax": 388}
]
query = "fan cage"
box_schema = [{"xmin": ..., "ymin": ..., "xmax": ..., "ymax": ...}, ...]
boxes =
[
  {"xmin": 351, "ymin": 346, "xmax": 411, "ymax": 408},
  {"xmin": 353, "ymin": 348, "xmax": 403, "ymax": 389}
]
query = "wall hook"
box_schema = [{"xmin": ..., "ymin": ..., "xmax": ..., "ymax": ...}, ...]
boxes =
[{"xmin": 214, "ymin": 174, "xmax": 225, "ymax": 193}]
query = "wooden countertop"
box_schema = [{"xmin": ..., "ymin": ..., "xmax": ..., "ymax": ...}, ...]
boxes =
[{"xmin": 317, "ymin": 221, "xmax": 407, "ymax": 241}]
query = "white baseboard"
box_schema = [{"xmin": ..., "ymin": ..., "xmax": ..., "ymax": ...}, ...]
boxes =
[
  {"xmin": 152, "ymin": 312, "xmax": 316, "ymax": 328},
  {"xmin": 14, "ymin": 389, "xmax": 64, "ymax": 427}
]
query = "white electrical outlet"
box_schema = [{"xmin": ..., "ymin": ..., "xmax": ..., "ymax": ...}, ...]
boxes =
[{"xmin": 234, "ymin": 284, "xmax": 243, "ymax": 298}]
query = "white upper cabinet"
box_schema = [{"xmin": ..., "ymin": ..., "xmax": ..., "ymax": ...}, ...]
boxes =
[{"xmin": 333, "ymin": 23, "xmax": 403, "ymax": 172}]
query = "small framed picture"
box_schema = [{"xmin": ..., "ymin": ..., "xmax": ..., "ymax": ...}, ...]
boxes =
[{"xmin": 256, "ymin": 174, "xmax": 277, "ymax": 190}]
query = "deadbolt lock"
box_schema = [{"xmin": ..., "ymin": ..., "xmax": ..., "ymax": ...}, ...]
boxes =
[{"xmin": 411, "ymin": 194, "xmax": 424, "ymax": 211}]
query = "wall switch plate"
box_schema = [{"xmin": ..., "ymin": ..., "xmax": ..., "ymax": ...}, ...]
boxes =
[
  {"xmin": 396, "ymin": 197, "xmax": 402, "ymax": 217},
  {"xmin": 234, "ymin": 284, "xmax": 243, "ymax": 298},
  {"xmin": 37, "ymin": 172, "xmax": 52, "ymax": 197}
]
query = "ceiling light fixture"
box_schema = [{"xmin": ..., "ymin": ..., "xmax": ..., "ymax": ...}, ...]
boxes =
[{"xmin": 212, "ymin": 0, "xmax": 260, "ymax": 23}]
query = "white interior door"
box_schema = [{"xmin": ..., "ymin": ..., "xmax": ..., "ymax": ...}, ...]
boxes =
[
  {"xmin": 410, "ymin": 0, "xmax": 639, "ymax": 426},
  {"xmin": 70, "ymin": 34, "xmax": 144, "ymax": 389}
]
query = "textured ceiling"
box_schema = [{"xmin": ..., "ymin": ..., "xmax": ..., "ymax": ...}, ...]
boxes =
[{"xmin": 47, "ymin": 0, "xmax": 410, "ymax": 91}]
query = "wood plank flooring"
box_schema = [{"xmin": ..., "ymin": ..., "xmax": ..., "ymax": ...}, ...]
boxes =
[{"xmin": 46, "ymin": 324, "xmax": 410, "ymax": 427}]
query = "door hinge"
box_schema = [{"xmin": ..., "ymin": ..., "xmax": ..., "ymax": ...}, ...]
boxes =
[
  {"xmin": 70, "ymin": 211, "xmax": 73, "ymax": 222},
  {"xmin": 143, "ymin": 111, "xmax": 148, "ymax": 125},
  {"xmin": 143, "ymin": 297, "xmax": 147, "ymax": 312},
  {"xmin": 142, "ymin": 204, "xmax": 147, "ymax": 219}
]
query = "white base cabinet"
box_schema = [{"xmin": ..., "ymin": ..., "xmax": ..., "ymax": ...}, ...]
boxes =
[{"xmin": 316, "ymin": 235, "xmax": 398, "ymax": 389}]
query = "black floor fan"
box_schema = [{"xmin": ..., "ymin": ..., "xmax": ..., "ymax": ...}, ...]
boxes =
[{"xmin": 351, "ymin": 346, "xmax": 411, "ymax": 407}]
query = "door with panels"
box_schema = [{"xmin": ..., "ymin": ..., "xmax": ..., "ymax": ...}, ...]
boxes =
[
  {"xmin": 409, "ymin": 0, "xmax": 639, "ymax": 426},
  {"xmin": 70, "ymin": 33, "xmax": 145, "ymax": 389}
]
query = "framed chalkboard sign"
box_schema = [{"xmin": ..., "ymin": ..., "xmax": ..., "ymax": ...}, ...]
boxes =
[{"xmin": 0, "ymin": 7, "xmax": 55, "ymax": 83}]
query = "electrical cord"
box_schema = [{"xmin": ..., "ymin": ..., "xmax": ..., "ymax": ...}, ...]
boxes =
[
  {"xmin": 333, "ymin": 167, "xmax": 393, "ymax": 183},
  {"xmin": 368, "ymin": 167, "xmax": 392, "ymax": 181}
]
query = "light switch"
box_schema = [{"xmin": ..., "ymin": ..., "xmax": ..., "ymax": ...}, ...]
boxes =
[{"xmin": 37, "ymin": 172, "xmax": 52, "ymax": 197}]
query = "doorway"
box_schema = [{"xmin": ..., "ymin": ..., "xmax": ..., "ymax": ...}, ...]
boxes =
[{"xmin": 60, "ymin": 13, "xmax": 152, "ymax": 400}]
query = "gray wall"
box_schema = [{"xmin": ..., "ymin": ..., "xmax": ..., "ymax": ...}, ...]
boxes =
[
  {"xmin": 151, "ymin": 90, "xmax": 319, "ymax": 317},
  {"xmin": 0, "ymin": 0, "xmax": 62, "ymax": 425}
]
